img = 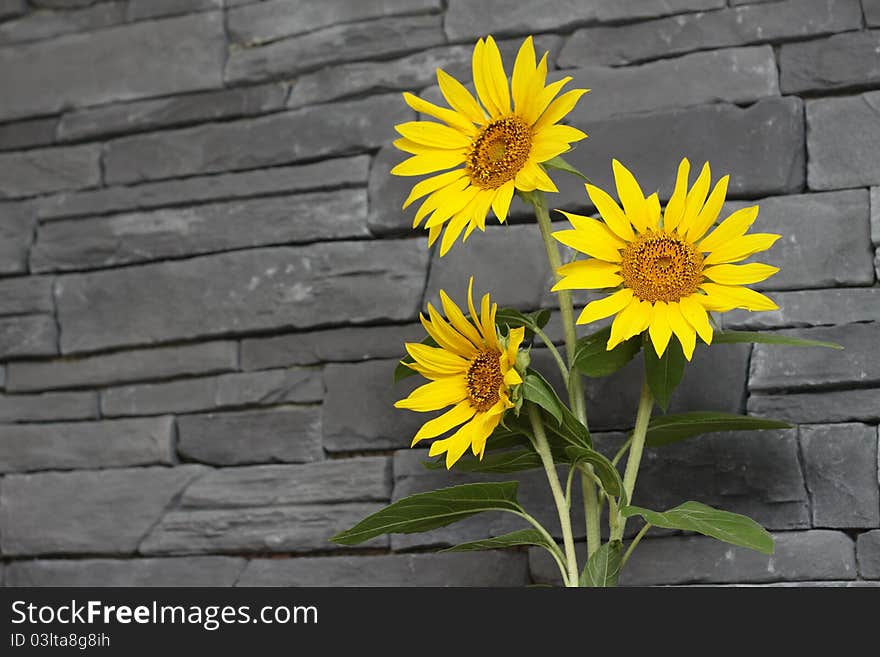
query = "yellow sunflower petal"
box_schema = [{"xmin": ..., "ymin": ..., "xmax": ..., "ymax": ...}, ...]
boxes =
[
  {"xmin": 648, "ymin": 301, "xmax": 673, "ymax": 357},
  {"xmin": 702, "ymin": 233, "xmax": 781, "ymax": 265},
  {"xmin": 402, "ymin": 91, "xmax": 477, "ymax": 135},
  {"xmin": 395, "ymin": 121, "xmax": 472, "ymax": 149},
  {"xmin": 528, "ymin": 75, "xmax": 570, "ymax": 125},
  {"xmin": 406, "ymin": 342, "xmax": 470, "ymax": 374},
  {"xmin": 503, "ymin": 367, "xmax": 522, "ymax": 386},
  {"xmin": 395, "ymin": 377, "xmax": 469, "ymax": 412},
  {"xmin": 608, "ymin": 298, "xmax": 651, "ymax": 349},
  {"xmin": 506, "ymin": 325, "xmax": 525, "ymax": 365},
  {"xmin": 516, "ymin": 162, "xmax": 557, "ymax": 192},
  {"xmin": 666, "ymin": 303, "xmax": 697, "ymax": 361},
  {"xmin": 645, "ymin": 192, "xmax": 661, "ymax": 231},
  {"xmin": 612, "ymin": 159, "xmax": 650, "ymax": 233},
  {"xmin": 440, "ymin": 289, "xmax": 484, "ymax": 347},
  {"xmin": 552, "ymin": 258, "xmax": 622, "ymax": 291},
  {"xmin": 702, "ymin": 263, "xmax": 780, "ymax": 285},
  {"xmin": 470, "ymin": 408, "xmax": 505, "ymax": 459},
  {"xmin": 437, "ymin": 67, "xmax": 486, "ymax": 125},
  {"xmin": 553, "ymin": 211, "xmax": 625, "ymax": 262},
  {"xmin": 393, "ymin": 137, "xmax": 439, "ymax": 155},
  {"xmin": 663, "ymin": 158, "xmax": 690, "ymax": 232},
  {"xmin": 577, "ymin": 288, "xmax": 634, "ymax": 324},
  {"xmin": 533, "ymin": 88, "xmax": 589, "ymax": 132},
  {"xmin": 511, "ymin": 36, "xmax": 536, "ymax": 116},
  {"xmin": 699, "ymin": 283, "xmax": 779, "ymax": 311},
  {"xmin": 677, "ymin": 162, "xmax": 711, "ymax": 234},
  {"xmin": 483, "ymin": 35, "xmax": 511, "ymax": 115},
  {"xmin": 424, "ymin": 184, "xmax": 480, "ymax": 229},
  {"xmin": 423, "ymin": 305, "xmax": 479, "ymax": 358},
  {"xmin": 491, "ymin": 179, "xmax": 516, "ymax": 223},
  {"xmin": 402, "ymin": 169, "xmax": 467, "ymax": 210},
  {"xmin": 528, "ymin": 137, "xmax": 571, "ymax": 163},
  {"xmin": 685, "ymin": 174, "xmax": 730, "ymax": 242},
  {"xmin": 678, "ymin": 294, "xmax": 714, "ymax": 345},
  {"xmin": 439, "ymin": 208, "xmax": 472, "ymax": 256},
  {"xmin": 427, "ymin": 223, "xmax": 442, "ymax": 247},
  {"xmin": 392, "ymin": 150, "xmax": 466, "ymax": 176},
  {"xmin": 411, "ymin": 400, "xmax": 476, "ymax": 446},
  {"xmin": 697, "ymin": 205, "xmax": 759, "ymax": 252},
  {"xmin": 471, "ymin": 38, "xmax": 499, "ymax": 116},
  {"xmin": 585, "ymin": 183, "xmax": 635, "ymax": 241},
  {"xmin": 413, "ymin": 177, "xmax": 470, "ymax": 227}
]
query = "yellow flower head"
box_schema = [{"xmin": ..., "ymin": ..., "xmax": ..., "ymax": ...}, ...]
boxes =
[
  {"xmin": 395, "ymin": 279, "xmax": 526, "ymax": 468},
  {"xmin": 552, "ymin": 158, "xmax": 781, "ymax": 360},
  {"xmin": 391, "ymin": 35, "xmax": 588, "ymax": 256}
]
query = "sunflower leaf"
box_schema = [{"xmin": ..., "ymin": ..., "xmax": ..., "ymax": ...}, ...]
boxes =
[
  {"xmin": 643, "ymin": 335, "xmax": 686, "ymax": 412},
  {"xmin": 392, "ymin": 335, "xmax": 438, "ymax": 383},
  {"xmin": 330, "ymin": 482, "xmax": 523, "ymax": 545},
  {"xmin": 423, "ymin": 449, "xmax": 543, "ymax": 473},
  {"xmin": 442, "ymin": 528, "xmax": 561, "ymax": 557},
  {"xmin": 522, "ymin": 370, "xmax": 565, "ymax": 425},
  {"xmin": 712, "ymin": 330, "xmax": 843, "ymax": 350},
  {"xmin": 544, "ymin": 404, "xmax": 592, "ymax": 449},
  {"xmin": 543, "ymin": 155, "xmax": 589, "ymax": 182},
  {"xmin": 621, "ymin": 501, "xmax": 774, "ymax": 555},
  {"xmin": 573, "ymin": 326, "xmax": 642, "ymax": 377},
  {"xmin": 644, "ymin": 411, "xmax": 792, "ymax": 447},
  {"xmin": 580, "ymin": 540, "xmax": 622, "ymax": 587},
  {"xmin": 565, "ymin": 445, "xmax": 625, "ymax": 504}
]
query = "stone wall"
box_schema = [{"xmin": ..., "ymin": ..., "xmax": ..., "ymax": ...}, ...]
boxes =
[{"xmin": 0, "ymin": 0, "xmax": 878, "ymax": 587}]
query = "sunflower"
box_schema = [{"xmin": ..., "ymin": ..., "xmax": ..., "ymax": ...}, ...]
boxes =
[
  {"xmin": 391, "ymin": 35, "xmax": 588, "ymax": 256},
  {"xmin": 395, "ymin": 280, "xmax": 525, "ymax": 468},
  {"xmin": 552, "ymin": 158, "xmax": 780, "ymax": 360}
]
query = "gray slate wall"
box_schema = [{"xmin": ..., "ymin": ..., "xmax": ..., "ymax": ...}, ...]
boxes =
[{"xmin": 0, "ymin": 0, "xmax": 878, "ymax": 587}]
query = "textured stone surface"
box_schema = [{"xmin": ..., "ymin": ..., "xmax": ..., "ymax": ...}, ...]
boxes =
[
  {"xmin": 596, "ymin": 0, "xmax": 725, "ymax": 21},
  {"xmin": 6, "ymin": 556, "xmax": 245, "ymax": 587},
  {"xmin": 726, "ymin": 191, "xmax": 873, "ymax": 291},
  {"xmin": 0, "ymin": 201, "xmax": 35, "ymax": 274},
  {"xmin": 565, "ymin": 98, "xmax": 805, "ymax": 201},
  {"xmin": 0, "ymin": 117, "xmax": 57, "ymax": 151},
  {"xmin": 368, "ymin": 145, "xmax": 412, "ymax": 236},
  {"xmin": 567, "ymin": 47, "xmax": 779, "ymax": 124},
  {"xmin": 323, "ymin": 358, "xmax": 428, "ymax": 452},
  {"xmin": 0, "ymin": 2, "xmax": 124, "ymax": 46},
  {"xmin": 0, "ymin": 12, "xmax": 226, "ymax": 122},
  {"xmin": 0, "ymin": 415, "xmax": 175, "ymax": 473},
  {"xmin": 873, "ymin": 186, "xmax": 879, "ymax": 245},
  {"xmin": 228, "ymin": 0, "xmax": 440, "ymax": 44},
  {"xmin": 858, "ymin": 530, "xmax": 880, "ymax": 578},
  {"xmin": 101, "ymin": 368, "xmax": 322, "ymax": 417},
  {"xmin": 0, "ymin": 390, "xmax": 97, "ymax": 424},
  {"xmin": 140, "ymin": 503, "xmax": 386, "ymax": 555},
  {"xmin": 181, "ymin": 457, "xmax": 391, "ymax": 508},
  {"xmin": 127, "ymin": 0, "xmax": 221, "ymax": 21},
  {"xmin": 0, "ymin": 315, "xmax": 57, "ymax": 359},
  {"xmin": 808, "ymin": 92, "xmax": 880, "ymax": 190},
  {"xmin": 800, "ymin": 424, "xmax": 879, "ymax": 528},
  {"xmin": 241, "ymin": 323, "xmax": 423, "ymax": 370},
  {"xmin": 104, "ymin": 95, "xmax": 410, "ymax": 185},
  {"xmin": 226, "ymin": 14, "xmax": 446, "ymax": 84},
  {"xmin": 55, "ymin": 240, "xmax": 428, "ymax": 353},
  {"xmin": 444, "ymin": 0, "xmax": 599, "ymax": 40},
  {"xmin": 559, "ymin": 0, "xmax": 863, "ymax": 66},
  {"xmin": 0, "ymin": 465, "xmax": 206, "ymax": 555},
  {"xmin": 58, "ymin": 82, "xmax": 288, "ymax": 142},
  {"xmin": 749, "ymin": 389, "xmax": 880, "ymax": 424},
  {"xmin": 6, "ymin": 341, "xmax": 237, "ymax": 393},
  {"xmin": 750, "ymin": 323, "xmax": 880, "ymax": 391},
  {"xmin": 0, "ymin": 0, "xmax": 23, "ymax": 20},
  {"xmin": 32, "ymin": 189, "xmax": 369, "ymax": 272},
  {"xmin": 780, "ymin": 30, "xmax": 880, "ymax": 94},
  {"xmin": 238, "ymin": 552, "xmax": 528, "ymax": 587},
  {"xmin": 865, "ymin": 0, "xmax": 880, "ymax": 26},
  {"xmin": 38, "ymin": 156, "xmax": 369, "ymax": 221},
  {"xmin": 0, "ymin": 144, "xmax": 100, "ymax": 199},
  {"xmin": 0, "ymin": 277, "xmax": 53, "ymax": 316},
  {"xmin": 722, "ymin": 289, "xmax": 880, "ymax": 330},
  {"xmin": 176, "ymin": 406, "xmax": 323, "ymax": 466}
]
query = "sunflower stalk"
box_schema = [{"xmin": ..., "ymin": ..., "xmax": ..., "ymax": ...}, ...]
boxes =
[
  {"xmin": 526, "ymin": 189, "xmax": 603, "ymax": 559},
  {"xmin": 613, "ymin": 377, "xmax": 654, "ymax": 542}
]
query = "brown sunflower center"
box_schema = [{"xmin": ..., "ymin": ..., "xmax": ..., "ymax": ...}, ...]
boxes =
[
  {"xmin": 620, "ymin": 231, "xmax": 704, "ymax": 303},
  {"xmin": 466, "ymin": 117, "xmax": 532, "ymax": 189},
  {"xmin": 466, "ymin": 349, "xmax": 504, "ymax": 412}
]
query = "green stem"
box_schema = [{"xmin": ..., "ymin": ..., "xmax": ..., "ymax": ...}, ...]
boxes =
[
  {"xmin": 532, "ymin": 325, "xmax": 568, "ymax": 382},
  {"xmin": 613, "ymin": 377, "xmax": 653, "ymax": 541},
  {"xmin": 515, "ymin": 510, "xmax": 569, "ymax": 583},
  {"xmin": 621, "ymin": 523, "xmax": 652, "ymax": 569},
  {"xmin": 527, "ymin": 404, "xmax": 579, "ymax": 587},
  {"xmin": 528, "ymin": 190, "xmax": 601, "ymax": 558},
  {"xmin": 611, "ymin": 435, "xmax": 633, "ymax": 468}
]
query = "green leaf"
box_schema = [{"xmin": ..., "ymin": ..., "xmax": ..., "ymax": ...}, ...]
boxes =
[
  {"xmin": 580, "ymin": 540, "xmax": 622, "ymax": 587},
  {"xmin": 573, "ymin": 326, "xmax": 641, "ymax": 378},
  {"xmin": 713, "ymin": 330, "xmax": 843, "ymax": 350},
  {"xmin": 543, "ymin": 155, "xmax": 589, "ymax": 181},
  {"xmin": 621, "ymin": 501, "xmax": 774, "ymax": 554},
  {"xmin": 522, "ymin": 370, "xmax": 565, "ymax": 425},
  {"xmin": 645, "ymin": 411, "xmax": 793, "ymax": 448},
  {"xmin": 565, "ymin": 446, "xmax": 625, "ymax": 504},
  {"xmin": 494, "ymin": 307, "xmax": 551, "ymax": 336},
  {"xmin": 423, "ymin": 449, "xmax": 543, "ymax": 473},
  {"xmin": 392, "ymin": 335, "xmax": 438, "ymax": 383},
  {"xmin": 544, "ymin": 403, "xmax": 592, "ymax": 449},
  {"xmin": 644, "ymin": 335, "xmax": 686, "ymax": 411},
  {"xmin": 330, "ymin": 482, "xmax": 523, "ymax": 545},
  {"xmin": 442, "ymin": 529, "xmax": 559, "ymax": 556}
]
